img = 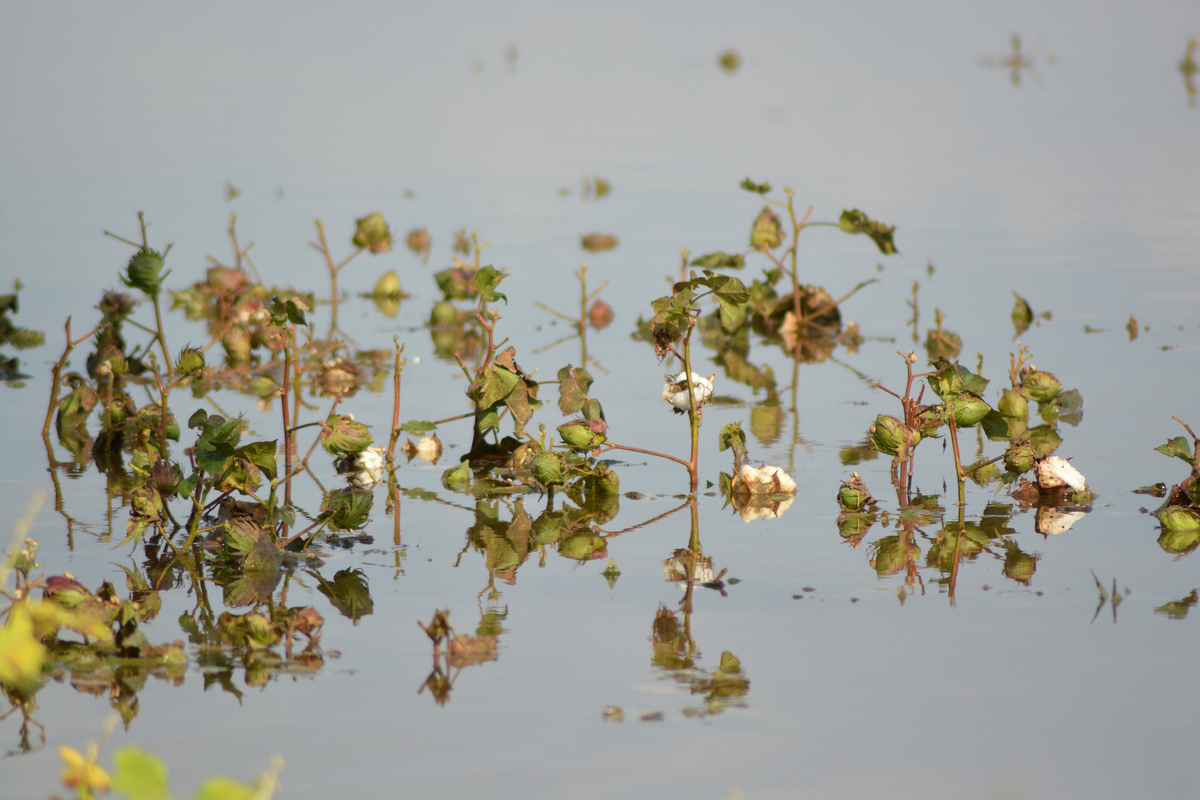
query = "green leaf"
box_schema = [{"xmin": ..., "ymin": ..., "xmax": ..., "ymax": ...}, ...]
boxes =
[
  {"xmin": 557, "ymin": 365, "xmax": 594, "ymax": 415},
  {"xmin": 740, "ymin": 178, "xmax": 772, "ymax": 194},
  {"xmin": 0, "ymin": 606, "xmax": 47, "ymax": 696},
  {"xmin": 718, "ymin": 422, "xmax": 747, "ymax": 455},
  {"xmin": 400, "ymin": 420, "xmax": 437, "ymax": 435},
  {"xmin": 236, "ymin": 440, "xmax": 278, "ymax": 481},
  {"xmin": 473, "ymin": 265, "xmax": 508, "ymax": 304},
  {"xmin": 1156, "ymin": 435, "xmax": 1198, "ymax": 467},
  {"xmin": 284, "ymin": 299, "xmax": 307, "ymax": 327},
  {"xmin": 111, "ymin": 746, "xmax": 172, "ymax": 800},
  {"xmin": 927, "ymin": 358, "xmax": 989, "ymax": 399},
  {"xmin": 580, "ymin": 397, "xmax": 605, "ymax": 423},
  {"xmin": 838, "ymin": 209, "xmax": 898, "ymax": 255},
  {"xmin": 477, "ymin": 365, "xmax": 520, "ymax": 410},
  {"xmin": 195, "ymin": 440, "xmax": 236, "ymax": 476},
  {"xmin": 689, "ymin": 251, "xmax": 745, "ymax": 270},
  {"xmin": 505, "ymin": 376, "xmax": 542, "ymax": 438},
  {"xmin": 710, "ymin": 273, "xmax": 750, "ymax": 331}
]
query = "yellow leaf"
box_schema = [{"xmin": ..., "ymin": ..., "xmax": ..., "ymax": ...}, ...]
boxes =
[{"xmin": 0, "ymin": 605, "xmax": 47, "ymax": 693}]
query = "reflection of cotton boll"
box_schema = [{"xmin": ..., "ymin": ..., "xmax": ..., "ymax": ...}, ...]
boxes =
[
  {"xmin": 348, "ymin": 446, "xmax": 385, "ymax": 487},
  {"xmin": 738, "ymin": 496, "xmax": 794, "ymax": 522},
  {"xmin": 662, "ymin": 372, "xmax": 715, "ymax": 412},
  {"xmin": 1036, "ymin": 456, "xmax": 1087, "ymax": 492},
  {"xmin": 1036, "ymin": 506, "xmax": 1087, "ymax": 535},
  {"xmin": 663, "ymin": 551, "xmax": 714, "ymax": 583},
  {"xmin": 414, "ymin": 435, "xmax": 442, "ymax": 463}
]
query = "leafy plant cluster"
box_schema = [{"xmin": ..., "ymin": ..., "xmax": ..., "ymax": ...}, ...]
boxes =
[{"xmin": 5, "ymin": 174, "xmax": 1194, "ymax": 780}]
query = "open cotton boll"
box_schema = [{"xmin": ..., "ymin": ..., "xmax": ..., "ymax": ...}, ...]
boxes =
[
  {"xmin": 1035, "ymin": 456, "xmax": 1087, "ymax": 493},
  {"xmin": 348, "ymin": 446, "xmax": 386, "ymax": 487},
  {"xmin": 662, "ymin": 371, "xmax": 715, "ymax": 412},
  {"xmin": 735, "ymin": 464, "xmax": 797, "ymax": 496}
]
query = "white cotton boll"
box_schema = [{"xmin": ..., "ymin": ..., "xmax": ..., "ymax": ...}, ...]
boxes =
[
  {"xmin": 349, "ymin": 446, "xmax": 386, "ymax": 487},
  {"xmin": 662, "ymin": 372, "xmax": 715, "ymax": 412},
  {"xmin": 1035, "ymin": 456, "xmax": 1087, "ymax": 493},
  {"xmin": 414, "ymin": 435, "xmax": 442, "ymax": 463},
  {"xmin": 735, "ymin": 464, "xmax": 797, "ymax": 496}
]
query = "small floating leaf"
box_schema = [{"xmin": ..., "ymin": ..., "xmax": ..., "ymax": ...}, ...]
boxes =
[{"xmin": 580, "ymin": 233, "xmax": 618, "ymax": 252}]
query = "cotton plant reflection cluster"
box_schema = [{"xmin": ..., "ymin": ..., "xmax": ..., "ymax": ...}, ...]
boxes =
[
  {"xmin": 1, "ymin": 180, "xmax": 907, "ymax": 759},
  {"xmin": 834, "ymin": 326, "xmax": 1113, "ymax": 600},
  {"xmin": 6, "ymin": 172, "xmax": 1194, "ymax": 792}
]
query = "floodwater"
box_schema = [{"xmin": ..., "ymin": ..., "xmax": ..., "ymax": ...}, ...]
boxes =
[{"xmin": 2, "ymin": 2, "xmax": 1198, "ymax": 798}]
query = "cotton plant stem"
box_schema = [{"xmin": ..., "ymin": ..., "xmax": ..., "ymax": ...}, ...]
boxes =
[{"xmin": 42, "ymin": 317, "xmax": 107, "ymax": 436}]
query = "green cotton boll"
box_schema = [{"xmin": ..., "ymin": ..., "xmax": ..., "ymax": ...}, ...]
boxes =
[
  {"xmin": 870, "ymin": 536, "xmax": 908, "ymax": 576},
  {"xmin": 247, "ymin": 375, "xmax": 278, "ymax": 398},
  {"xmin": 322, "ymin": 487, "xmax": 374, "ymax": 531},
  {"xmin": 1002, "ymin": 549, "xmax": 1038, "ymax": 585},
  {"xmin": 121, "ymin": 249, "xmax": 168, "ymax": 297},
  {"xmin": 428, "ymin": 300, "xmax": 461, "ymax": 326},
  {"xmin": 557, "ymin": 419, "xmax": 607, "ymax": 452},
  {"xmin": 1157, "ymin": 525, "xmax": 1200, "ymax": 555},
  {"xmin": 319, "ymin": 414, "xmax": 373, "ymax": 456},
  {"xmin": 1157, "ymin": 505, "xmax": 1200, "ymax": 534},
  {"xmin": 838, "ymin": 484, "xmax": 869, "ymax": 511},
  {"xmin": 1004, "ymin": 440, "xmax": 1038, "ymax": 474},
  {"xmin": 175, "ymin": 346, "xmax": 205, "ymax": 376},
  {"xmin": 944, "ymin": 394, "xmax": 991, "ymax": 427},
  {"xmin": 998, "ymin": 387, "xmax": 1028, "ymax": 418},
  {"xmin": 868, "ymin": 414, "xmax": 920, "ymax": 456},
  {"xmin": 373, "ymin": 269, "xmax": 402, "ymax": 297},
  {"xmin": 1020, "ymin": 368, "xmax": 1063, "ymax": 403},
  {"xmin": 41, "ymin": 575, "xmax": 95, "ymax": 608},
  {"xmin": 749, "ymin": 206, "xmax": 785, "ymax": 250},
  {"xmin": 531, "ymin": 452, "xmax": 566, "ymax": 488},
  {"xmin": 441, "ymin": 461, "xmax": 471, "ymax": 491},
  {"xmin": 352, "ymin": 212, "xmax": 393, "ymax": 254}
]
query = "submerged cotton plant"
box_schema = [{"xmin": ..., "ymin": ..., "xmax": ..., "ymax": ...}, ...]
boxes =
[{"xmin": 662, "ymin": 371, "xmax": 716, "ymax": 414}]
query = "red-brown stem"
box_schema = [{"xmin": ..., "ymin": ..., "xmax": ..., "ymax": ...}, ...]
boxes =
[
  {"xmin": 387, "ymin": 340, "xmax": 404, "ymax": 463},
  {"xmin": 597, "ymin": 442, "xmax": 692, "ymax": 471},
  {"xmin": 42, "ymin": 317, "xmax": 107, "ymax": 436},
  {"xmin": 281, "ymin": 345, "xmax": 293, "ymax": 511}
]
